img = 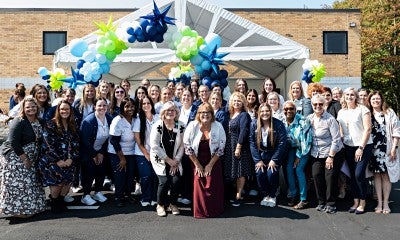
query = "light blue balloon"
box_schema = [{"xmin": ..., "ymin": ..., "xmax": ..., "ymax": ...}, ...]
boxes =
[
  {"xmin": 95, "ymin": 54, "xmax": 107, "ymax": 64},
  {"xmin": 190, "ymin": 54, "xmax": 203, "ymax": 66},
  {"xmin": 69, "ymin": 39, "xmax": 88, "ymax": 58},
  {"xmin": 199, "ymin": 44, "xmax": 209, "ymax": 54},
  {"xmin": 194, "ymin": 65, "xmax": 203, "ymax": 74},
  {"xmin": 37, "ymin": 67, "xmax": 49, "ymax": 77},
  {"xmin": 82, "ymin": 51, "xmax": 95, "ymax": 63},
  {"xmin": 92, "ymin": 73, "xmax": 101, "ymax": 81},
  {"xmin": 100, "ymin": 63, "xmax": 110, "ymax": 74},
  {"xmin": 204, "ymin": 33, "xmax": 221, "ymax": 50},
  {"xmin": 84, "ymin": 73, "xmax": 92, "ymax": 82},
  {"xmin": 201, "ymin": 61, "xmax": 211, "ymax": 71}
]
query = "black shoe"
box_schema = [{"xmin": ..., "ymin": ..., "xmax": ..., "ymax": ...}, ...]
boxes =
[
  {"xmin": 115, "ymin": 198, "xmax": 125, "ymax": 207},
  {"xmin": 288, "ymin": 198, "xmax": 296, "ymax": 207},
  {"xmin": 124, "ymin": 195, "xmax": 136, "ymax": 204},
  {"xmin": 325, "ymin": 205, "xmax": 337, "ymax": 214},
  {"xmin": 231, "ymin": 199, "xmax": 242, "ymax": 207},
  {"xmin": 348, "ymin": 207, "xmax": 357, "ymax": 213}
]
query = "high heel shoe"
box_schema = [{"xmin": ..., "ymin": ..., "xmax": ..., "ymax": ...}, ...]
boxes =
[{"xmin": 355, "ymin": 206, "xmax": 365, "ymax": 214}]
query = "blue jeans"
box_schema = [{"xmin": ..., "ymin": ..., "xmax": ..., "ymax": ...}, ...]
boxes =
[
  {"xmin": 286, "ymin": 148, "xmax": 309, "ymax": 201},
  {"xmin": 256, "ymin": 161, "xmax": 280, "ymax": 198},
  {"xmin": 109, "ymin": 153, "xmax": 136, "ymax": 199},
  {"xmin": 136, "ymin": 155, "xmax": 158, "ymax": 202},
  {"xmin": 344, "ymin": 144, "xmax": 373, "ymax": 200}
]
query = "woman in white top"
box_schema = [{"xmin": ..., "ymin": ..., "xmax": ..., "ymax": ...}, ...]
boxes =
[
  {"xmin": 259, "ymin": 77, "xmax": 285, "ymax": 108},
  {"xmin": 73, "ymin": 84, "xmax": 96, "ymax": 121},
  {"xmin": 267, "ymin": 92, "xmax": 285, "ymax": 122},
  {"xmin": 108, "ymin": 97, "xmax": 137, "ymax": 207},
  {"xmin": 337, "ymin": 87, "xmax": 373, "ymax": 214},
  {"xmin": 367, "ymin": 91, "xmax": 400, "ymax": 214},
  {"xmin": 133, "ymin": 96, "xmax": 160, "ymax": 207}
]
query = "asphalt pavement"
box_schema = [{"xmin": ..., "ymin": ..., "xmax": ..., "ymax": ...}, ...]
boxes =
[{"xmin": 1, "ymin": 183, "xmax": 399, "ymax": 240}]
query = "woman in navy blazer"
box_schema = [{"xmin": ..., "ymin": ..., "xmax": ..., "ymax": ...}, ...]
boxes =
[
  {"xmin": 80, "ymin": 97, "xmax": 113, "ymax": 206},
  {"xmin": 249, "ymin": 103, "xmax": 287, "ymax": 208}
]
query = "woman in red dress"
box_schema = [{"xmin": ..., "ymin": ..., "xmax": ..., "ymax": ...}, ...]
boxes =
[{"xmin": 183, "ymin": 103, "xmax": 226, "ymax": 218}]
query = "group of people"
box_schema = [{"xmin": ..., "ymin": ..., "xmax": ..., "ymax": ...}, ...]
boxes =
[{"xmin": 0, "ymin": 77, "xmax": 399, "ymax": 220}]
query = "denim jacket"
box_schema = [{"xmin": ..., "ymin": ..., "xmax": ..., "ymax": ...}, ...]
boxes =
[
  {"xmin": 249, "ymin": 118, "xmax": 287, "ymax": 165},
  {"xmin": 283, "ymin": 113, "xmax": 313, "ymax": 159}
]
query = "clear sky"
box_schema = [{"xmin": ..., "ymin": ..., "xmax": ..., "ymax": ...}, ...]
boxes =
[{"xmin": 0, "ymin": 0, "xmax": 336, "ymax": 9}]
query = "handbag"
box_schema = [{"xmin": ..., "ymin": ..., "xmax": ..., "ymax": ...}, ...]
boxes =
[{"xmin": 386, "ymin": 158, "xmax": 400, "ymax": 183}]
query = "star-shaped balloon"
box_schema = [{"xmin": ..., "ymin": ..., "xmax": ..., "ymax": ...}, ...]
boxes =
[
  {"xmin": 60, "ymin": 67, "xmax": 86, "ymax": 89},
  {"xmin": 140, "ymin": 0, "xmax": 176, "ymax": 26},
  {"xmin": 94, "ymin": 16, "xmax": 118, "ymax": 35},
  {"xmin": 199, "ymin": 45, "xmax": 229, "ymax": 74}
]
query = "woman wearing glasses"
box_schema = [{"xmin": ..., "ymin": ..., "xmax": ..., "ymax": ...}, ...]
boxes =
[
  {"xmin": 150, "ymin": 101, "xmax": 185, "ymax": 217},
  {"xmin": 184, "ymin": 103, "xmax": 226, "ymax": 218},
  {"xmin": 308, "ymin": 95, "xmax": 344, "ymax": 213},
  {"xmin": 109, "ymin": 86, "xmax": 127, "ymax": 118},
  {"xmin": 337, "ymin": 87, "xmax": 373, "ymax": 214},
  {"xmin": 282, "ymin": 101, "xmax": 312, "ymax": 209}
]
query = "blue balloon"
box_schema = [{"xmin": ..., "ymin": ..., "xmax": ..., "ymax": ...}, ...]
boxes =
[
  {"xmin": 220, "ymin": 69, "xmax": 228, "ymax": 79},
  {"xmin": 69, "ymin": 39, "xmax": 88, "ymax": 58},
  {"xmin": 205, "ymin": 33, "xmax": 222, "ymax": 50},
  {"xmin": 140, "ymin": 19, "xmax": 150, "ymax": 28},
  {"xmin": 190, "ymin": 54, "xmax": 203, "ymax": 66},
  {"xmin": 128, "ymin": 35, "xmax": 136, "ymax": 43},
  {"xmin": 154, "ymin": 34, "xmax": 163, "ymax": 43},
  {"xmin": 201, "ymin": 77, "xmax": 212, "ymax": 88},
  {"xmin": 100, "ymin": 63, "xmax": 110, "ymax": 74},
  {"xmin": 134, "ymin": 26, "xmax": 143, "ymax": 37},
  {"xmin": 210, "ymin": 70, "xmax": 219, "ymax": 80},
  {"xmin": 211, "ymin": 80, "xmax": 221, "ymax": 88},
  {"xmin": 127, "ymin": 27, "xmax": 135, "ymax": 35},
  {"xmin": 38, "ymin": 67, "xmax": 49, "ymax": 77},
  {"xmin": 220, "ymin": 78, "xmax": 228, "ymax": 88},
  {"xmin": 90, "ymin": 80, "xmax": 100, "ymax": 88},
  {"xmin": 146, "ymin": 24, "xmax": 157, "ymax": 37},
  {"xmin": 76, "ymin": 59, "xmax": 86, "ymax": 69},
  {"xmin": 195, "ymin": 65, "xmax": 203, "ymax": 74},
  {"xmin": 42, "ymin": 75, "xmax": 50, "ymax": 80},
  {"xmin": 201, "ymin": 61, "xmax": 211, "ymax": 71}
]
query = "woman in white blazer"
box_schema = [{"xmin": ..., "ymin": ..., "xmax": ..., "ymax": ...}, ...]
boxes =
[{"xmin": 150, "ymin": 101, "xmax": 185, "ymax": 217}]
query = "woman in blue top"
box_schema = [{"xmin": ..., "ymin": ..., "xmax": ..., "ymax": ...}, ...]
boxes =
[
  {"xmin": 282, "ymin": 101, "xmax": 312, "ymax": 209},
  {"xmin": 80, "ymin": 97, "xmax": 113, "ymax": 206},
  {"xmin": 250, "ymin": 103, "xmax": 287, "ymax": 208}
]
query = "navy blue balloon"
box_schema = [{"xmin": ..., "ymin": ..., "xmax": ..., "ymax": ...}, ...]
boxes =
[
  {"xmin": 154, "ymin": 34, "xmax": 164, "ymax": 43},
  {"xmin": 211, "ymin": 80, "xmax": 221, "ymax": 88},
  {"xmin": 140, "ymin": 19, "xmax": 150, "ymax": 28},
  {"xmin": 202, "ymin": 77, "xmax": 212, "ymax": 88},
  {"xmin": 128, "ymin": 35, "xmax": 136, "ymax": 43},
  {"xmin": 210, "ymin": 70, "xmax": 219, "ymax": 80},
  {"xmin": 76, "ymin": 59, "xmax": 86, "ymax": 69},
  {"xmin": 134, "ymin": 27, "xmax": 143, "ymax": 37},
  {"xmin": 220, "ymin": 69, "xmax": 228, "ymax": 78},
  {"xmin": 90, "ymin": 80, "xmax": 99, "ymax": 87},
  {"xmin": 221, "ymin": 78, "xmax": 228, "ymax": 88},
  {"xmin": 42, "ymin": 75, "xmax": 50, "ymax": 80},
  {"xmin": 146, "ymin": 24, "xmax": 157, "ymax": 36}
]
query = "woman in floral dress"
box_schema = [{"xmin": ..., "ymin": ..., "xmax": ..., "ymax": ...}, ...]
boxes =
[{"xmin": 0, "ymin": 97, "xmax": 46, "ymax": 218}]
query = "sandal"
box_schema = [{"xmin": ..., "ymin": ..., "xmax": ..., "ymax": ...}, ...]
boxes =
[
  {"xmin": 374, "ymin": 207, "xmax": 383, "ymax": 214},
  {"xmin": 293, "ymin": 200, "xmax": 308, "ymax": 209},
  {"xmin": 382, "ymin": 207, "xmax": 391, "ymax": 214}
]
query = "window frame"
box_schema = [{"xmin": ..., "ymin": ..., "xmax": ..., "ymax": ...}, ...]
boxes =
[
  {"xmin": 42, "ymin": 31, "xmax": 67, "ymax": 55},
  {"xmin": 323, "ymin": 31, "xmax": 348, "ymax": 55}
]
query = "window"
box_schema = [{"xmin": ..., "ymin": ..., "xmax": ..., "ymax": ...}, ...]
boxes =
[
  {"xmin": 43, "ymin": 31, "xmax": 67, "ymax": 55},
  {"xmin": 323, "ymin": 31, "xmax": 348, "ymax": 54}
]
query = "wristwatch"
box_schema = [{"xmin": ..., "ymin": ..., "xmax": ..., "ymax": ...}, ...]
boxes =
[
  {"xmin": 358, "ymin": 146, "xmax": 364, "ymax": 150},
  {"xmin": 328, "ymin": 155, "xmax": 335, "ymax": 158}
]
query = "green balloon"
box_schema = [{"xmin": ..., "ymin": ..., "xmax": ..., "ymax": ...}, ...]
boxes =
[
  {"xmin": 196, "ymin": 36, "xmax": 205, "ymax": 47},
  {"xmin": 105, "ymin": 51, "xmax": 116, "ymax": 61},
  {"xmin": 181, "ymin": 26, "xmax": 192, "ymax": 36}
]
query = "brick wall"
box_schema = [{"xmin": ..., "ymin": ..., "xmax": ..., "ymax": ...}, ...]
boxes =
[{"xmin": 0, "ymin": 8, "xmax": 361, "ymax": 107}]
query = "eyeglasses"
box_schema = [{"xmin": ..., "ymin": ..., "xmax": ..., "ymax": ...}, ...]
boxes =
[
  {"xmin": 115, "ymin": 91, "xmax": 124, "ymax": 94},
  {"xmin": 165, "ymin": 109, "xmax": 175, "ymax": 113},
  {"xmin": 199, "ymin": 111, "xmax": 211, "ymax": 115},
  {"xmin": 312, "ymin": 103, "xmax": 324, "ymax": 107},
  {"xmin": 283, "ymin": 107, "xmax": 295, "ymax": 111}
]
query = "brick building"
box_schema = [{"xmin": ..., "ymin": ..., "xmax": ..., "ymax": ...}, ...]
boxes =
[{"xmin": 0, "ymin": 6, "xmax": 361, "ymax": 111}]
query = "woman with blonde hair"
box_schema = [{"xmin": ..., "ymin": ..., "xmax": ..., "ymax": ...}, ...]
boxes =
[
  {"xmin": 96, "ymin": 81, "xmax": 111, "ymax": 103},
  {"xmin": 267, "ymin": 92, "xmax": 285, "ymax": 122},
  {"xmin": 225, "ymin": 92, "xmax": 252, "ymax": 206},
  {"xmin": 337, "ymin": 87, "xmax": 373, "ymax": 214},
  {"xmin": 249, "ymin": 103, "xmax": 287, "ymax": 207},
  {"xmin": 288, "ymin": 81, "xmax": 313, "ymax": 117},
  {"xmin": 73, "ymin": 84, "xmax": 96, "ymax": 121}
]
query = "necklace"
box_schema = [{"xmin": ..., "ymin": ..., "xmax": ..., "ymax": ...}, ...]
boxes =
[{"xmin": 164, "ymin": 122, "xmax": 176, "ymax": 145}]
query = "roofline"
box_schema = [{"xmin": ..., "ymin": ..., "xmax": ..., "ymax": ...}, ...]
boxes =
[{"xmin": 0, "ymin": 8, "xmax": 361, "ymax": 13}]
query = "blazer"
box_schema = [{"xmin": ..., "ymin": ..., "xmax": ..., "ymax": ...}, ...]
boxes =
[
  {"xmin": 79, "ymin": 112, "xmax": 113, "ymax": 162},
  {"xmin": 149, "ymin": 119, "xmax": 185, "ymax": 176},
  {"xmin": 249, "ymin": 117, "xmax": 287, "ymax": 165},
  {"xmin": 183, "ymin": 120, "xmax": 226, "ymax": 157}
]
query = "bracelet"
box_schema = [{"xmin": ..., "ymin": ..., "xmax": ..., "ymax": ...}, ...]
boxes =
[
  {"xmin": 328, "ymin": 155, "xmax": 335, "ymax": 158},
  {"xmin": 358, "ymin": 146, "xmax": 364, "ymax": 151}
]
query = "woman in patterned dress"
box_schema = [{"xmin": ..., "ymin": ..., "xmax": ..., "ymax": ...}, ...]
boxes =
[
  {"xmin": 368, "ymin": 91, "xmax": 400, "ymax": 214},
  {"xmin": 40, "ymin": 100, "xmax": 80, "ymax": 213},
  {"xmin": 225, "ymin": 92, "xmax": 252, "ymax": 206},
  {"xmin": 0, "ymin": 97, "xmax": 46, "ymax": 218}
]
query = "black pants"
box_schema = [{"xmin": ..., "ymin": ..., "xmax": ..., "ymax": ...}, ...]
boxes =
[
  {"xmin": 311, "ymin": 148, "xmax": 344, "ymax": 206},
  {"xmin": 157, "ymin": 173, "xmax": 181, "ymax": 206},
  {"xmin": 81, "ymin": 159, "xmax": 106, "ymax": 195},
  {"xmin": 179, "ymin": 155, "xmax": 193, "ymax": 200}
]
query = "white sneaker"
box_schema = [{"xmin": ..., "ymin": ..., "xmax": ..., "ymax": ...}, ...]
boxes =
[
  {"xmin": 266, "ymin": 197, "xmax": 277, "ymax": 207},
  {"xmin": 249, "ymin": 190, "xmax": 258, "ymax": 196},
  {"xmin": 64, "ymin": 195, "xmax": 74, "ymax": 203},
  {"xmin": 92, "ymin": 192, "xmax": 107, "ymax": 203},
  {"xmin": 260, "ymin": 196, "xmax": 270, "ymax": 206},
  {"xmin": 133, "ymin": 183, "xmax": 142, "ymax": 195},
  {"xmin": 141, "ymin": 201, "xmax": 150, "ymax": 207},
  {"xmin": 151, "ymin": 201, "xmax": 157, "ymax": 206},
  {"xmin": 177, "ymin": 198, "xmax": 192, "ymax": 205},
  {"xmin": 81, "ymin": 194, "xmax": 96, "ymax": 206},
  {"xmin": 71, "ymin": 186, "xmax": 82, "ymax": 193}
]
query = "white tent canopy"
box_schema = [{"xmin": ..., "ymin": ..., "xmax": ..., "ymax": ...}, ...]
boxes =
[{"xmin": 55, "ymin": 0, "xmax": 309, "ymax": 87}]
